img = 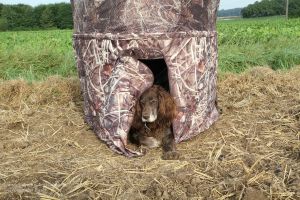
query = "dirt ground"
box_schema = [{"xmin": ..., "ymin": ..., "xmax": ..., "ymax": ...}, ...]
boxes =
[{"xmin": 0, "ymin": 67, "xmax": 299, "ymax": 200}]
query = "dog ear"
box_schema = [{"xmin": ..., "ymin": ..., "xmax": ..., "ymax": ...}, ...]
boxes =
[
  {"xmin": 157, "ymin": 86, "xmax": 177, "ymax": 122},
  {"xmin": 135, "ymin": 98, "xmax": 142, "ymax": 119},
  {"xmin": 130, "ymin": 97, "xmax": 144, "ymax": 130}
]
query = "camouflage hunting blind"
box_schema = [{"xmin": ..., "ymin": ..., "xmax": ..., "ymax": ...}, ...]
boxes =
[{"xmin": 71, "ymin": 0, "xmax": 220, "ymax": 157}]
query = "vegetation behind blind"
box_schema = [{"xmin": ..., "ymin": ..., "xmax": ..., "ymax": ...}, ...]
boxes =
[
  {"xmin": 0, "ymin": 3, "xmax": 73, "ymax": 31},
  {"xmin": 242, "ymin": 0, "xmax": 300, "ymax": 18}
]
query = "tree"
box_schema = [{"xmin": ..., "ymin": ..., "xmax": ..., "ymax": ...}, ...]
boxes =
[
  {"xmin": 32, "ymin": 3, "xmax": 73, "ymax": 29},
  {"xmin": 1, "ymin": 4, "xmax": 34, "ymax": 30},
  {"xmin": 54, "ymin": 3, "xmax": 73, "ymax": 29},
  {"xmin": 242, "ymin": 0, "xmax": 299, "ymax": 18},
  {"xmin": 40, "ymin": 6, "xmax": 56, "ymax": 28},
  {"xmin": 32, "ymin": 5, "xmax": 47, "ymax": 28},
  {"xmin": 0, "ymin": 3, "xmax": 75, "ymax": 31},
  {"xmin": 218, "ymin": 8, "xmax": 242, "ymax": 17},
  {"xmin": 289, "ymin": 0, "xmax": 300, "ymax": 17},
  {"xmin": 0, "ymin": 3, "xmax": 3, "ymax": 17}
]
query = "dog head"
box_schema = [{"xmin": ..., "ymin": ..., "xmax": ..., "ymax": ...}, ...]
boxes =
[{"xmin": 136, "ymin": 85, "xmax": 177, "ymax": 123}]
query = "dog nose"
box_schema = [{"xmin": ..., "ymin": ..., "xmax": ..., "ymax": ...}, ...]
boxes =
[{"xmin": 142, "ymin": 115, "xmax": 150, "ymax": 120}]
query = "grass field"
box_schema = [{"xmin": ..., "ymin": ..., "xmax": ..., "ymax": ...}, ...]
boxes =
[
  {"xmin": 218, "ymin": 16, "xmax": 300, "ymax": 72},
  {"xmin": 0, "ymin": 30, "xmax": 74, "ymax": 81},
  {"xmin": 0, "ymin": 16, "xmax": 299, "ymax": 80}
]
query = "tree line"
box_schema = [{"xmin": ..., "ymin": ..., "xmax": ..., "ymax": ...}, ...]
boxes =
[
  {"xmin": 0, "ymin": 3, "xmax": 244, "ymax": 30},
  {"xmin": 0, "ymin": 3, "xmax": 73, "ymax": 31},
  {"xmin": 218, "ymin": 8, "xmax": 242, "ymax": 17},
  {"xmin": 1, "ymin": 1, "xmax": 299, "ymax": 31},
  {"xmin": 242, "ymin": 0, "xmax": 300, "ymax": 18}
]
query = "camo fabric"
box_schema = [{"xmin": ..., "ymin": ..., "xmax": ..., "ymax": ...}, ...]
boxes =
[{"xmin": 71, "ymin": 0, "xmax": 220, "ymax": 157}]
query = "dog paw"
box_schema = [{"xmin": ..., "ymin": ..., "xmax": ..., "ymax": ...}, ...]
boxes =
[
  {"xmin": 138, "ymin": 146, "xmax": 148, "ymax": 154},
  {"xmin": 162, "ymin": 151, "xmax": 180, "ymax": 160}
]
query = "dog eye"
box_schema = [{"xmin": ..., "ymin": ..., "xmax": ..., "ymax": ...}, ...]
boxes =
[{"xmin": 150, "ymin": 100, "xmax": 158, "ymax": 103}]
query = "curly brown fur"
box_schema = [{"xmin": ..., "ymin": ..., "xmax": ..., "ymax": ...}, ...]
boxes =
[{"xmin": 129, "ymin": 85, "xmax": 179, "ymax": 159}]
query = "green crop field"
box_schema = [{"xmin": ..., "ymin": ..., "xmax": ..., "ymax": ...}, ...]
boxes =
[
  {"xmin": 0, "ymin": 30, "xmax": 74, "ymax": 81},
  {"xmin": 0, "ymin": 16, "xmax": 299, "ymax": 81},
  {"xmin": 218, "ymin": 16, "xmax": 300, "ymax": 73}
]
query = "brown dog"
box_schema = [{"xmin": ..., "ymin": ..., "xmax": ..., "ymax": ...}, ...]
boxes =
[{"xmin": 129, "ymin": 85, "xmax": 179, "ymax": 159}]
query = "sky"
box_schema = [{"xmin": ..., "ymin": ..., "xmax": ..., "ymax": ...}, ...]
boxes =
[{"xmin": 0, "ymin": 0, "xmax": 258, "ymax": 10}]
